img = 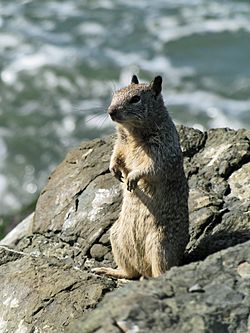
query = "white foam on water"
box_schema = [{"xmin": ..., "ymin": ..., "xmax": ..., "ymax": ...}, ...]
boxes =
[
  {"xmin": 168, "ymin": 90, "xmax": 249, "ymax": 129},
  {"xmin": 77, "ymin": 22, "xmax": 105, "ymax": 36},
  {"xmin": 90, "ymin": 80, "xmax": 115, "ymax": 98},
  {"xmin": 0, "ymin": 138, "xmax": 7, "ymax": 160},
  {"xmin": 1, "ymin": 192, "xmax": 21, "ymax": 212},
  {"xmin": 105, "ymin": 49, "xmax": 194, "ymax": 86},
  {"xmin": 62, "ymin": 115, "xmax": 76, "ymax": 133},
  {"xmin": 24, "ymin": 183, "xmax": 38, "ymax": 194},
  {"xmin": 43, "ymin": 70, "xmax": 60, "ymax": 89},
  {"xmin": 168, "ymin": 90, "xmax": 250, "ymax": 114},
  {"xmin": 1, "ymin": 44, "xmax": 77, "ymax": 84},
  {"xmin": 0, "ymin": 175, "xmax": 7, "ymax": 195},
  {"xmin": 21, "ymin": 165, "xmax": 37, "ymax": 195},
  {"xmin": 46, "ymin": 2, "xmax": 80, "ymax": 16},
  {"xmin": 58, "ymin": 98, "xmax": 73, "ymax": 115},
  {"xmin": 147, "ymin": 16, "xmax": 250, "ymax": 44},
  {"xmin": 0, "ymin": 33, "xmax": 20, "ymax": 49},
  {"xmin": 118, "ymin": 0, "xmax": 150, "ymax": 9},
  {"xmin": 146, "ymin": 1, "xmax": 250, "ymax": 43}
]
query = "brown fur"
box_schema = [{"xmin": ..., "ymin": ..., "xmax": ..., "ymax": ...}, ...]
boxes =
[{"xmin": 92, "ymin": 76, "xmax": 189, "ymax": 279}]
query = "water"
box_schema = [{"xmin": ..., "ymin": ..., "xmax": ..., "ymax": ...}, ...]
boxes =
[{"xmin": 0, "ymin": 0, "xmax": 250, "ymax": 215}]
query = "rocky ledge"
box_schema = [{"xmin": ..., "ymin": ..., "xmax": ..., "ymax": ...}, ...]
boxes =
[{"xmin": 0, "ymin": 126, "xmax": 249, "ymax": 333}]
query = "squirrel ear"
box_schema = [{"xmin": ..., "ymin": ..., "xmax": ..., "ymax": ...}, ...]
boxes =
[
  {"xmin": 151, "ymin": 76, "xmax": 162, "ymax": 96},
  {"xmin": 131, "ymin": 75, "xmax": 139, "ymax": 84}
]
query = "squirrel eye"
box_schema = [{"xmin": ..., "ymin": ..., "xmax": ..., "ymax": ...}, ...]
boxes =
[{"xmin": 129, "ymin": 95, "xmax": 141, "ymax": 104}]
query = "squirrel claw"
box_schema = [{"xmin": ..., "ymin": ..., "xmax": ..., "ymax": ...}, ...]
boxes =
[
  {"xmin": 91, "ymin": 267, "xmax": 108, "ymax": 275},
  {"xmin": 110, "ymin": 167, "xmax": 124, "ymax": 183},
  {"xmin": 127, "ymin": 178, "xmax": 138, "ymax": 192},
  {"xmin": 114, "ymin": 172, "xmax": 124, "ymax": 183}
]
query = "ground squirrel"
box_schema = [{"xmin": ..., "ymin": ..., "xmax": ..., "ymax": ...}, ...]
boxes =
[{"xmin": 93, "ymin": 75, "xmax": 189, "ymax": 279}]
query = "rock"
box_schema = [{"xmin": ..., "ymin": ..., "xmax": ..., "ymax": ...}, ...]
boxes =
[
  {"xmin": 90, "ymin": 244, "xmax": 110, "ymax": 260},
  {"xmin": 0, "ymin": 246, "xmax": 116, "ymax": 333},
  {"xmin": 237, "ymin": 261, "xmax": 250, "ymax": 279},
  {"xmin": 0, "ymin": 212, "xmax": 34, "ymax": 246},
  {"xmin": 67, "ymin": 240, "xmax": 250, "ymax": 333},
  {"xmin": 99, "ymin": 231, "xmax": 111, "ymax": 245},
  {"xmin": 183, "ymin": 127, "xmax": 250, "ymax": 262},
  {"xmin": 0, "ymin": 126, "xmax": 249, "ymax": 333}
]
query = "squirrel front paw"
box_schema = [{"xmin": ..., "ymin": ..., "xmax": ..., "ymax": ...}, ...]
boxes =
[
  {"xmin": 126, "ymin": 172, "xmax": 140, "ymax": 191},
  {"xmin": 110, "ymin": 165, "xmax": 124, "ymax": 182}
]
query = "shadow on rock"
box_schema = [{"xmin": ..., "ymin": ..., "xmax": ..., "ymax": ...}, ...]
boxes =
[{"xmin": 185, "ymin": 229, "xmax": 250, "ymax": 264}]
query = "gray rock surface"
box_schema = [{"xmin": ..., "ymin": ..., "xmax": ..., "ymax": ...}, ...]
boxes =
[
  {"xmin": 0, "ymin": 212, "xmax": 34, "ymax": 246},
  {"xmin": 0, "ymin": 126, "xmax": 249, "ymax": 333},
  {"xmin": 67, "ymin": 240, "xmax": 250, "ymax": 333}
]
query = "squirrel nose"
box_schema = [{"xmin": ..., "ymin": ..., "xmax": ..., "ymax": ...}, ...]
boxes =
[{"xmin": 108, "ymin": 107, "xmax": 118, "ymax": 116}]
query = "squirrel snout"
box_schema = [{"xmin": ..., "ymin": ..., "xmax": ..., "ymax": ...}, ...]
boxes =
[
  {"xmin": 108, "ymin": 106, "xmax": 121, "ymax": 121},
  {"xmin": 108, "ymin": 106, "xmax": 117, "ymax": 115}
]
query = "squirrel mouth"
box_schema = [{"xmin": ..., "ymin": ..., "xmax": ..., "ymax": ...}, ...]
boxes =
[{"xmin": 109, "ymin": 114, "xmax": 122, "ymax": 122}]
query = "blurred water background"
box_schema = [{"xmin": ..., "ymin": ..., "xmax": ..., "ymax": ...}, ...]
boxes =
[{"xmin": 0, "ymin": 0, "xmax": 250, "ymax": 233}]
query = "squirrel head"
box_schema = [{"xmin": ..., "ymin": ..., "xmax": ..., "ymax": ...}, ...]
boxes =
[{"xmin": 108, "ymin": 75, "xmax": 165, "ymax": 128}]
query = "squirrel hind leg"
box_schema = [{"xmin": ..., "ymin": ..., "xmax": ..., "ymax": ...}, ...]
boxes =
[
  {"xmin": 150, "ymin": 249, "xmax": 182, "ymax": 277},
  {"xmin": 151, "ymin": 262, "xmax": 167, "ymax": 278},
  {"xmin": 150, "ymin": 246, "xmax": 169, "ymax": 278},
  {"xmin": 91, "ymin": 267, "xmax": 140, "ymax": 280}
]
